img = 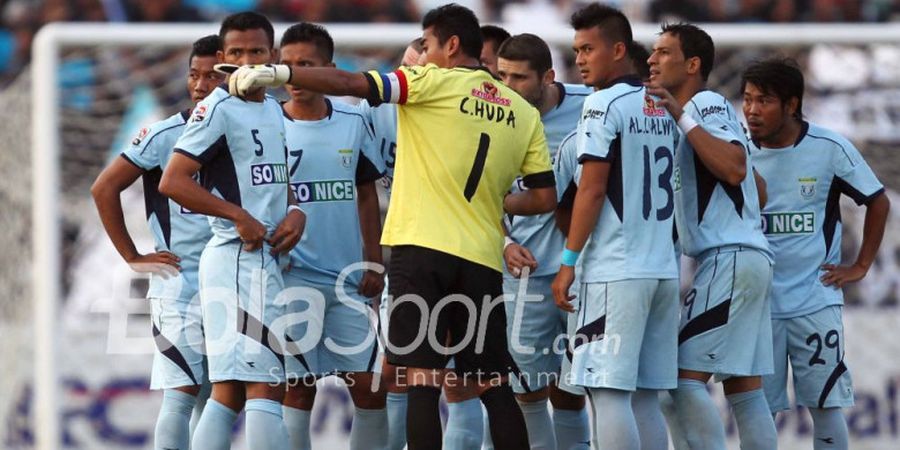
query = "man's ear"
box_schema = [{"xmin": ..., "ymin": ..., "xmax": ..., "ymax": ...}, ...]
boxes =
[
  {"xmin": 216, "ymin": 50, "xmax": 225, "ymax": 63},
  {"xmin": 542, "ymin": 68, "xmax": 556, "ymax": 86},
  {"xmin": 270, "ymin": 47, "xmax": 279, "ymax": 64},
  {"xmin": 686, "ymin": 56, "xmax": 702, "ymax": 77},
  {"xmin": 786, "ymin": 96, "xmax": 799, "ymax": 117},
  {"xmin": 445, "ymin": 35, "xmax": 461, "ymax": 59}
]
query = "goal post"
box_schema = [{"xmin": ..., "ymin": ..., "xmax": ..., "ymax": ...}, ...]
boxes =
[{"xmin": 29, "ymin": 21, "xmax": 900, "ymax": 449}]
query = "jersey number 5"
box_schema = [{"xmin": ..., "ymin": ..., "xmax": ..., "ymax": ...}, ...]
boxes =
[
  {"xmin": 464, "ymin": 133, "xmax": 491, "ymax": 202},
  {"xmin": 251, "ymin": 129, "xmax": 264, "ymax": 156}
]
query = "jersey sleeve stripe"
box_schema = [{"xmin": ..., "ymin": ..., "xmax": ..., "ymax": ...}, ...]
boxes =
[{"xmin": 393, "ymin": 70, "xmax": 408, "ymax": 104}]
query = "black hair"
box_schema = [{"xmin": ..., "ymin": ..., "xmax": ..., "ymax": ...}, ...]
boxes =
[
  {"xmin": 481, "ymin": 24, "xmax": 511, "ymax": 49},
  {"xmin": 219, "ymin": 11, "xmax": 275, "ymax": 49},
  {"xmin": 280, "ymin": 22, "xmax": 334, "ymax": 62},
  {"xmin": 627, "ymin": 41, "xmax": 650, "ymax": 80},
  {"xmin": 660, "ymin": 23, "xmax": 715, "ymax": 81},
  {"xmin": 189, "ymin": 34, "xmax": 221, "ymax": 66},
  {"xmin": 497, "ymin": 33, "xmax": 552, "ymax": 75},
  {"xmin": 421, "ymin": 3, "xmax": 482, "ymax": 60},
  {"xmin": 741, "ymin": 57, "xmax": 805, "ymax": 119},
  {"xmin": 569, "ymin": 3, "xmax": 633, "ymax": 46}
]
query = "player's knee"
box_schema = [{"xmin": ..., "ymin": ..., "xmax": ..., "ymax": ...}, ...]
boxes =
[
  {"xmin": 723, "ymin": 376, "xmax": 762, "ymax": 395},
  {"xmin": 345, "ymin": 372, "xmax": 387, "ymax": 408},
  {"xmin": 284, "ymin": 383, "xmax": 316, "ymax": 409},
  {"xmin": 549, "ymin": 385, "xmax": 585, "ymax": 410},
  {"xmin": 174, "ymin": 384, "xmax": 202, "ymax": 397},
  {"xmin": 678, "ymin": 369, "xmax": 712, "ymax": 384},
  {"xmin": 515, "ymin": 386, "xmax": 549, "ymax": 403},
  {"xmin": 246, "ymin": 381, "xmax": 286, "ymax": 402},
  {"xmin": 211, "ymin": 380, "xmax": 246, "ymax": 411}
]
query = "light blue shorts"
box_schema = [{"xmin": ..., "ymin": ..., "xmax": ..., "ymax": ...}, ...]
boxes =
[
  {"xmin": 199, "ymin": 242, "xmax": 287, "ymax": 384},
  {"xmin": 503, "ymin": 274, "xmax": 568, "ymax": 393},
  {"xmin": 283, "ymin": 272, "xmax": 379, "ymax": 380},
  {"xmin": 570, "ymin": 278, "xmax": 679, "ymax": 391},
  {"xmin": 149, "ymin": 296, "xmax": 206, "ymax": 390},
  {"xmin": 678, "ymin": 246, "xmax": 774, "ymax": 379},
  {"xmin": 764, "ymin": 305, "xmax": 853, "ymax": 411}
]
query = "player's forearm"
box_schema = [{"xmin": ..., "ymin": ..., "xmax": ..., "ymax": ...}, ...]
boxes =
[
  {"xmin": 686, "ymin": 128, "xmax": 747, "ymax": 186},
  {"xmin": 92, "ymin": 186, "xmax": 140, "ymax": 261},
  {"xmin": 357, "ymin": 182, "xmax": 384, "ymax": 265},
  {"xmin": 504, "ymin": 187, "xmax": 557, "ymax": 215},
  {"xmin": 854, "ymin": 193, "xmax": 890, "ymax": 270},
  {"xmin": 289, "ymin": 67, "xmax": 370, "ymax": 99},
  {"xmin": 159, "ymin": 173, "xmax": 244, "ymax": 222}
]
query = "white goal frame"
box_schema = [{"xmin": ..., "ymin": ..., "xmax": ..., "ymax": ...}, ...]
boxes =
[{"xmin": 31, "ymin": 21, "xmax": 900, "ymax": 449}]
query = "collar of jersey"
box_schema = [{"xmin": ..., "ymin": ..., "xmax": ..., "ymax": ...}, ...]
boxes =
[
  {"xmin": 752, "ymin": 120, "xmax": 810, "ymax": 150},
  {"xmin": 280, "ymin": 98, "xmax": 334, "ymax": 122}
]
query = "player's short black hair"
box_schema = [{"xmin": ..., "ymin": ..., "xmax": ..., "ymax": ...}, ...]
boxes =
[
  {"xmin": 497, "ymin": 33, "xmax": 552, "ymax": 75},
  {"xmin": 569, "ymin": 3, "xmax": 633, "ymax": 46},
  {"xmin": 741, "ymin": 57, "xmax": 805, "ymax": 119},
  {"xmin": 628, "ymin": 41, "xmax": 650, "ymax": 80},
  {"xmin": 481, "ymin": 25, "xmax": 510, "ymax": 49},
  {"xmin": 280, "ymin": 22, "xmax": 334, "ymax": 62},
  {"xmin": 660, "ymin": 23, "xmax": 714, "ymax": 81},
  {"xmin": 219, "ymin": 11, "xmax": 275, "ymax": 49},
  {"xmin": 421, "ymin": 3, "xmax": 482, "ymax": 60},
  {"xmin": 189, "ymin": 34, "xmax": 221, "ymax": 66}
]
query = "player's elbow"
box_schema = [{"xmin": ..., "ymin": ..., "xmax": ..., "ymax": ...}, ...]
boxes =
[
  {"xmin": 723, "ymin": 164, "xmax": 747, "ymax": 187},
  {"xmin": 158, "ymin": 170, "xmax": 179, "ymax": 199}
]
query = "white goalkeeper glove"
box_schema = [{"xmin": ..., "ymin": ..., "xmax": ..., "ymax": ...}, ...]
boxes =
[{"xmin": 214, "ymin": 63, "xmax": 292, "ymax": 97}]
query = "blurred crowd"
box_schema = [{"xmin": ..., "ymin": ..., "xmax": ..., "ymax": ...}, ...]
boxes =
[{"xmin": 1, "ymin": 0, "xmax": 898, "ymax": 83}]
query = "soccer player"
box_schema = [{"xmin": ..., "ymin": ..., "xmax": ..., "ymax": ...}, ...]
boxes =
[
  {"xmin": 646, "ymin": 23, "xmax": 777, "ymax": 450},
  {"xmin": 91, "ymin": 34, "xmax": 222, "ymax": 450},
  {"xmin": 275, "ymin": 22, "xmax": 387, "ymax": 450},
  {"xmin": 159, "ymin": 12, "xmax": 305, "ymax": 450},
  {"xmin": 550, "ymin": 5, "xmax": 680, "ymax": 450},
  {"xmin": 222, "ymin": 4, "xmax": 557, "ymax": 449},
  {"xmin": 480, "ymin": 24, "xmax": 510, "ymax": 76},
  {"xmin": 495, "ymin": 32, "xmax": 592, "ymax": 450},
  {"xmin": 744, "ymin": 58, "xmax": 890, "ymax": 450},
  {"xmin": 357, "ymin": 37, "xmax": 422, "ymax": 450}
]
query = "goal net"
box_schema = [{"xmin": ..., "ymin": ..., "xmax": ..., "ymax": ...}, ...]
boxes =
[{"xmin": 3, "ymin": 21, "xmax": 899, "ymax": 449}]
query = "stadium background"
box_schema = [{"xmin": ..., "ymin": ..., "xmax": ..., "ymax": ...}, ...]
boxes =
[{"xmin": 2, "ymin": 0, "xmax": 899, "ymax": 448}]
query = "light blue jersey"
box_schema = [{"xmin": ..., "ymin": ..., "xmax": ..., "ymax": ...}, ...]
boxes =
[
  {"xmin": 575, "ymin": 76, "xmax": 680, "ymax": 282},
  {"xmin": 673, "ymin": 90, "xmax": 771, "ymax": 259},
  {"xmin": 358, "ymin": 99, "xmax": 395, "ymax": 194},
  {"xmin": 174, "ymin": 86, "xmax": 289, "ymax": 246},
  {"xmin": 284, "ymin": 99, "xmax": 384, "ymax": 287},
  {"xmin": 121, "ymin": 110, "xmax": 212, "ymax": 301},
  {"xmin": 750, "ymin": 122, "xmax": 884, "ymax": 319},
  {"xmin": 505, "ymin": 83, "xmax": 590, "ymax": 277},
  {"xmin": 555, "ymin": 130, "xmax": 578, "ymax": 206}
]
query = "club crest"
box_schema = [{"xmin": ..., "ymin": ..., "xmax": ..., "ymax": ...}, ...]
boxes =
[{"xmin": 799, "ymin": 177, "xmax": 817, "ymax": 199}]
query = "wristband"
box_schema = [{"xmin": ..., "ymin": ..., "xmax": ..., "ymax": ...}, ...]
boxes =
[
  {"xmin": 561, "ymin": 248, "xmax": 580, "ymax": 267},
  {"xmin": 287, "ymin": 204, "xmax": 302, "ymax": 215},
  {"xmin": 504, "ymin": 236, "xmax": 516, "ymax": 250},
  {"xmin": 677, "ymin": 114, "xmax": 699, "ymax": 134}
]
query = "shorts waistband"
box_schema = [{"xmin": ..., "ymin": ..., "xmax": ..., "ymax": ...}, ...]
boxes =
[{"xmin": 698, "ymin": 244, "xmax": 752, "ymax": 261}]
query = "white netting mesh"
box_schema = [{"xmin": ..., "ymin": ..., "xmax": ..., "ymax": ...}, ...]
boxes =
[{"xmin": 2, "ymin": 31, "xmax": 900, "ymax": 449}]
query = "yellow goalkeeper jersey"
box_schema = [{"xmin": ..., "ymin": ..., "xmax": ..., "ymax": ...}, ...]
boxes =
[{"xmin": 364, "ymin": 64, "xmax": 554, "ymax": 272}]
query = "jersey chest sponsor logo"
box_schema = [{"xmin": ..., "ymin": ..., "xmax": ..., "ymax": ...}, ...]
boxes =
[
  {"xmin": 799, "ymin": 177, "xmax": 817, "ymax": 199},
  {"xmin": 761, "ymin": 211, "xmax": 815, "ymax": 235},
  {"xmin": 643, "ymin": 96, "xmax": 666, "ymax": 117},
  {"xmin": 132, "ymin": 127, "xmax": 149, "ymax": 146},
  {"xmin": 291, "ymin": 179, "xmax": 355, "ymax": 203},
  {"xmin": 250, "ymin": 163, "xmax": 288, "ymax": 186},
  {"xmin": 582, "ymin": 108, "xmax": 604, "ymax": 121}
]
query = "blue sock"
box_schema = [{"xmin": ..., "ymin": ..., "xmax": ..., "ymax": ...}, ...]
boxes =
[
  {"xmin": 351, "ymin": 407, "xmax": 388, "ymax": 450},
  {"xmin": 154, "ymin": 389, "xmax": 196, "ymax": 450},
  {"xmin": 659, "ymin": 390, "xmax": 690, "ymax": 450},
  {"xmin": 245, "ymin": 398, "xmax": 289, "ymax": 450},
  {"xmin": 190, "ymin": 382, "xmax": 211, "ymax": 439},
  {"xmin": 669, "ymin": 379, "xmax": 726, "ymax": 450},
  {"xmin": 631, "ymin": 389, "xmax": 668, "ymax": 450},
  {"xmin": 553, "ymin": 407, "xmax": 590, "ymax": 450},
  {"xmin": 191, "ymin": 399, "xmax": 237, "ymax": 450},
  {"xmin": 587, "ymin": 388, "xmax": 639, "ymax": 450},
  {"xmin": 443, "ymin": 398, "xmax": 484, "ymax": 450},
  {"xmin": 808, "ymin": 407, "xmax": 849, "ymax": 450},
  {"xmin": 283, "ymin": 406, "xmax": 312, "ymax": 450},
  {"xmin": 518, "ymin": 398, "xmax": 556, "ymax": 449},
  {"xmin": 386, "ymin": 392, "xmax": 408, "ymax": 450},
  {"xmin": 726, "ymin": 389, "xmax": 777, "ymax": 450}
]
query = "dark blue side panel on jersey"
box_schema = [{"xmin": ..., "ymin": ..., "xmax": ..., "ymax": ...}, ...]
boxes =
[
  {"xmin": 605, "ymin": 135, "xmax": 624, "ymax": 221},
  {"xmin": 142, "ymin": 167, "xmax": 171, "ymax": 248},
  {"xmin": 201, "ymin": 136, "xmax": 242, "ymax": 207},
  {"xmin": 823, "ymin": 177, "xmax": 844, "ymax": 256},
  {"xmin": 356, "ymin": 153, "xmax": 384, "ymax": 184},
  {"xmin": 693, "ymin": 152, "xmax": 744, "ymax": 223}
]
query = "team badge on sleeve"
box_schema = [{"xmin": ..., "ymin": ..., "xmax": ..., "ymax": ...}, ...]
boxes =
[
  {"xmin": 132, "ymin": 127, "xmax": 149, "ymax": 145},
  {"xmin": 643, "ymin": 95, "xmax": 666, "ymax": 117},
  {"xmin": 190, "ymin": 105, "xmax": 207, "ymax": 123}
]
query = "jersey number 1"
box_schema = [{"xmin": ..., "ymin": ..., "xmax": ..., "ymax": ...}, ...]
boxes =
[{"xmin": 464, "ymin": 133, "xmax": 491, "ymax": 202}]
